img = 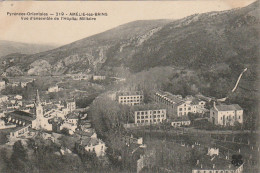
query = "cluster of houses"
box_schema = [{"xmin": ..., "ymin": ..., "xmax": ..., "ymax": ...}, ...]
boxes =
[
  {"xmin": 0, "ymin": 78, "xmax": 34, "ymax": 89},
  {"xmin": 1, "ymin": 90, "xmax": 77, "ymax": 134},
  {"xmin": 115, "ymin": 90, "xmax": 244, "ymax": 128},
  {"xmin": 0, "ymin": 89, "xmax": 108, "ymax": 158},
  {"xmin": 0, "ymin": 94, "xmax": 24, "ymax": 115}
]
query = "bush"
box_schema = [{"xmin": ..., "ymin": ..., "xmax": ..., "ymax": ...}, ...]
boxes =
[
  {"xmin": 60, "ymin": 128, "xmax": 70, "ymax": 136},
  {"xmin": 193, "ymin": 119, "xmax": 216, "ymax": 130}
]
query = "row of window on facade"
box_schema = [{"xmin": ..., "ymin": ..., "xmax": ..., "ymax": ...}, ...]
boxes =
[
  {"xmin": 136, "ymin": 110, "xmax": 165, "ymax": 115},
  {"xmin": 171, "ymin": 121, "xmax": 190, "ymax": 126},
  {"xmin": 220, "ymin": 115, "xmax": 241, "ymax": 120},
  {"xmin": 179, "ymin": 107, "xmax": 194, "ymax": 111},
  {"xmin": 119, "ymin": 96, "xmax": 143, "ymax": 100},
  {"xmin": 194, "ymin": 170, "xmax": 235, "ymax": 173},
  {"xmin": 137, "ymin": 119, "xmax": 163, "ymax": 123},
  {"xmin": 18, "ymin": 127, "xmax": 29, "ymax": 135},
  {"xmin": 136, "ymin": 115, "xmax": 165, "ymax": 119},
  {"xmin": 120, "ymin": 100, "xmax": 141, "ymax": 103},
  {"xmin": 179, "ymin": 112, "xmax": 192, "ymax": 116}
]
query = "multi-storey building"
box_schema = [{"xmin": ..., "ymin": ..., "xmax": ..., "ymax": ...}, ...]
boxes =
[
  {"xmin": 154, "ymin": 91, "xmax": 207, "ymax": 117},
  {"xmin": 65, "ymin": 100, "xmax": 76, "ymax": 113},
  {"xmin": 134, "ymin": 109, "xmax": 166, "ymax": 125},
  {"xmin": 209, "ymin": 103, "xmax": 243, "ymax": 126},
  {"xmin": 117, "ymin": 91, "xmax": 144, "ymax": 106}
]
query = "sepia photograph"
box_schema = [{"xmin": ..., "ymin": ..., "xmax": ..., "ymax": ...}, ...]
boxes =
[{"xmin": 0, "ymin": 0, "xmax": 259, "ymax": 172}]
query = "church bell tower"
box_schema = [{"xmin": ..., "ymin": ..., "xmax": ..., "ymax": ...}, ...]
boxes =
[{"xmin": 34, "ymin": 90, "xmax": 44, "ymax": 129}]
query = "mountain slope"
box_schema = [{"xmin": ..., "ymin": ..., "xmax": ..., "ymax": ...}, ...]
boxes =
[
  {"xmin": 0, "ymin": 1, "xmax": 259, "ymax": 77},
  {"xmin": 0, "ymin": 19, "xmax": 173, "ymax": 75},
  {"xmin": 0, "ymin": 40, "xmax": 58, "ymax": 58}
]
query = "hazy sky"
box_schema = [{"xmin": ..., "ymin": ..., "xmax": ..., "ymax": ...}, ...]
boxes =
[{"xmin": 0, "ymin": 0, "xmax": 256, "ymax": 45}]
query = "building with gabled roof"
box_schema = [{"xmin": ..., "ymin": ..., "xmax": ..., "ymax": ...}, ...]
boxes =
[
  {"xmin": 154, "ymin": 91, "xmax": 207, "ymax": 118},
  {"xmin": 209, "ymin": 103, "xmax": 243, "ymax": 126}
]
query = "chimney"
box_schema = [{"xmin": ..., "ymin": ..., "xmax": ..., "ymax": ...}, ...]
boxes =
[
  {"xmin": 226, "ymin": 155, "xmax": 228, "ymax": 160},
  {"xmin": 213, "ymin": 164, "xmax": 215, "ymax": 169},
  {"xmin": 200, "ymin": 164, "xmax": 203, "ymax": 169},
  {"xmin": 197, "ymin": 160, "xmax": 199, "ymax": 165}
]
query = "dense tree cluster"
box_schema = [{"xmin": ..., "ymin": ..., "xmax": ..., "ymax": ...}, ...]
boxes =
[{"xmin": 0, "ymin": 138, "xmax": 112, "ymax": 173}]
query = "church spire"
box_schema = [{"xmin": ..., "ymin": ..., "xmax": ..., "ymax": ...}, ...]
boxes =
[{"xmin": 36, "ymin": 89, "xmax": 41, "ymax": 105}]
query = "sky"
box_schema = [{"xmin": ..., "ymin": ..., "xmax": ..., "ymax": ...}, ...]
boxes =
[{"xmin": 0, "ymin": 0, "xmax": 256, "ymax": 45}]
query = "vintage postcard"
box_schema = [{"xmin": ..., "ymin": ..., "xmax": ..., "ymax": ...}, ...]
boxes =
[{"xmin": 0, "ymin": 1, "xmax": 259, "ymax": 173}]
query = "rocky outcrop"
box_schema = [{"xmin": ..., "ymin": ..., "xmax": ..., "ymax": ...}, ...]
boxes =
[{"xmin": 28, "ymin": 60, "xmax": 52, "ymax": 75}]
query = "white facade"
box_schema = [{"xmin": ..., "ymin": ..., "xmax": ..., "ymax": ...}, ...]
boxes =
[
  {"xmin": 14, "ymin": 95, "xmax": 23, "ymax": 100},
  {"xmin": 207, "ymin": 148, "xmax": 219, "ymax": 156},
  {"xmin": 0, "ymin": 81, "xmax": 5, "ymax": 90},
  {"xmin": 9, "ymin": 125, "xmax": 31, "ymax": 139},
  {"xmin": 48, "ymin": 86, "xmax": 59, "ymax": 93},
  {"xmin": 154, "ymin": 92, "xmax": 207, "ymax": 117},
  {"xmin": 0, "ymin": 95, "xmax": 8, "ymax": 104},
  {"xmin": 66, "ymin": 101, "xmax": 76, "ymax": 112},
  {"xmin": 118, "ymin": 91, "xmax": 144, "ymax": 106},
  {"xmin": 135, "ymin": 109, "xmax": 166, "ymax": 125},
  {"xmin": 84, "ymin": 140, "xmax": 106, "ymax": 157},
  {"xmin": 210, "ymin": 103, "xmax": 243, "ymax": 126},
  {"xmin": 32, "ymin": 90, "xmax": 52, "ymax": 131},
  {"xmin": 171, "ymin": 120, "xmax": 191, "ymax": 127},
  {"xmin": 93, "ymin": 75, "xmax": 106, "ymax": 80},
  {"xmin": 0, "ymin": 119, "xmax": 5, "ymax": 128}
]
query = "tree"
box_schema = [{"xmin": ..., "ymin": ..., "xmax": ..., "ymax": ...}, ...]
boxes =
[
  {"xmin": 2, "ymin": 77, "xmax": 9, "ymax": 84},
  {"xmin": 60, "ymin": 128, "xmax": 70, "ymax": 136},
  {"xmin": 10, "ymin": 140, "xmax": 28, "ymax": 172},
  {"xmin": 233, "ymin": 121, "xmax": 242, "ymax": 131},
  {"xmin": 0, "ymin": 149, "xmax": 11, "ymax": 173}
]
